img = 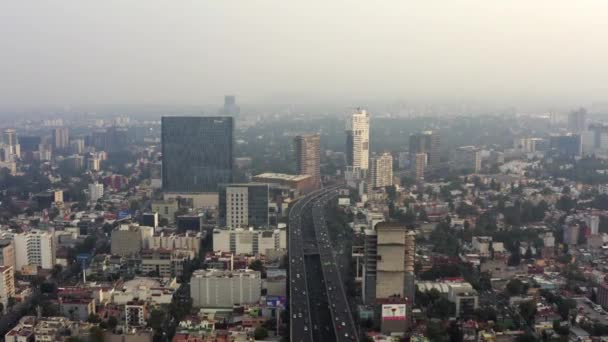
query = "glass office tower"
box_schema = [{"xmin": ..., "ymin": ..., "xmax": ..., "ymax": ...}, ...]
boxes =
[{"xmin": 162, "ymin": 116, "xmax": 233, "ymax": 193}]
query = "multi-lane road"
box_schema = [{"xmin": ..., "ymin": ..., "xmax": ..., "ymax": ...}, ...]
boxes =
[{"xmin": 288, "ymin": 187, "xmax": 358, "ymax": 342}]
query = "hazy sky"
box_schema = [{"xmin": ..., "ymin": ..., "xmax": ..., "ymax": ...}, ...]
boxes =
[{"xmin": 1, "ymin": 1, "xmax": 607, "ymax": 108}]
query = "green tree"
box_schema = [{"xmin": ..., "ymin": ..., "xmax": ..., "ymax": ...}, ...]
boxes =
[
  {"xmin": 254, "ymin": 327, "xmax": 269, "ymax": 340},
  {"xmin": 519, "ymin": 300, "xmax": 537, "ymax": 326},
  {"xmin": 428, "ymin": 297, "xmax": 456, "ymax": 319},
  {"xmin": 107, "ymin": 316, "xmax": 118, "ymax": 330}
]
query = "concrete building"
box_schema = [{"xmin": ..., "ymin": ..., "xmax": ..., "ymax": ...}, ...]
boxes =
[
  {"xmin": 0, "ymin": 266, "xmax": 15, "ymax": 312},
  {"xmin": 409, "ymin": 131, "xmax": 440, "ymax": 171},
  {"xmin": 252, "ymin": 173, "xmax": 315, "ymax": 195},
  {"xmin": 140, "ymin": 249, "xmax": 192, "ymax": 278},
  {"xmin": 147, "ymin": 231, "xmax": 202, "ymax": 254},
  {"xmin": 346, "ymin": 108, "xmax": 370, "ymax": 172},
  {"xmin": 88, "ymin": 182, "xmax": 104, "ymax": 204},
  {"xmin": 369, "ymin": 153, "xmax": 393, "ymax": 189},
  {"xmin": 13, "ymin": 231, "xmax": 56, "ymax": 270},
  {"xmin": 375, "ymin": 223, "xmax": 408, "ymax": 300},
  {"xmin": 111, "ymin": 225, "xmax": 146, "ymax": 256},
  {"xmin": 151, "ymin": 199, "xmax": 179, "ymax": 224},
  {"xmin": 568, "ymin": 108, "xmax": 587, "ymax": 133},
  {"xmin": 87, "ymin": 157, "xmax": 101, "ymax": 172},
  {"xmin": 413, "ymin": 153, "xmax": 427, "ymax": 180},
  {"xmin": 212, "ymin": 228, "xmax": 287, "ymax": 256},
  {"xmin": 52, "ymin": 127, "xmax": 69, "ymax": 150},
  {"xmin": 0, "ymin": 239, "xmax": 15, "ymax": 268},
  {"xmin": 294, "ymin": 134, "xmax": 321, "ymax": 189},
  {"xmin": 190, "ymin": 269, "xmax": 262, "ymax": 308},
  {"xmin": 453, "ymin": 146, "xmax": 481, "ymax": 173},
  {"xmin": 514, "ymin": 137, "xmax": 545, "ymax": 153},
  {"xmin": 218, "ymin": 183, "xmax": 269, "ymax": 228},
  {"xmin": 549, "ymin": 133, "xmax": 582, "ymax": 158},
  {"xmin": 59, "ymin": 298, "xmax": 96, "ymax": 321},
  {"xmin": 362, "ymin": 229, "xmax": 378, "ymax": 304},
  {"xmin": 447, "ymin": 283, "xmax": 479, "ymax": 317},
  {"xmin": 125, "ymin": 300, "xmax": 148, "ymax": 329}
]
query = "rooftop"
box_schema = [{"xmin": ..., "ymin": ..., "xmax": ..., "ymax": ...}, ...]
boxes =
[{"xmin": 253, "ymin": 173, "xmax": 311, "ymax": 182}]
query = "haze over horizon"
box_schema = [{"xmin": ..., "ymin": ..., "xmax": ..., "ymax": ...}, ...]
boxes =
[{"xmin": 1, "ymin": 1, "xmax": 607, "ymax": 110}]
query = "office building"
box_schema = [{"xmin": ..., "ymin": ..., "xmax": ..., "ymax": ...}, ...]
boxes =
[
  {"xmin": 151, "ymin": 198, "xmax": 179, "ymax": 224},
  {"xmin": 13, "ymin": 231, "xmax": 56, "ymax": 270},
  {"xmin": 88, "ymin": 182, "xmax": 104, "ymax": 204},
  {"xmin": 409, "ymin": 131, "xmax": 440, "ymax": 171},
  {"xmin": 362, "ymin": 229, "xmax": 378, "ymax": 304},
  {"xmin": 176, "ymin": 215, "xmax": 203, "ymax": 232},
  {"xmin": 514, "ymin": 137, "xmax": 545, "ymax": 153},
  {"xmin": 568, "ymin": 108, "xmax": 587, "ymax": 133},
  {"xmin": 1, "ymin": 129, "xmax": 20, "ymax": 161},
  {"xmin": 218, "ymin": 183, "xmax": 269, "ymax": 228},
  {"xmin": 346, "ymin": 108, "xmax": 370, "ymax": 172},
  {"xmin": 190, "ymin": 269, "xmax": 261, "ymax": 308},
  {"xmin": 221, "ymin": 95, "xmax": 240, "ymax": 117},
  {"xmin": 453, "ymin": 146, "xmax": 481, "ymax": 173},
  {"xmin": 369, "ymin": 153, "xmax": 393, "ymax": 189},
  {"xmin": 447, "ymin": 283, "xmax": 479, "ymax": 317},
  {"xmin": 141, "ymin": 212, "xmax": 159, "ymax": 229},
  {"xmin": 52, "ymin": 127, "xmax": 69, "ymax": 150},
  {"xmin": 212, "ymin": 228, "xmax": 287, "ymax": 255},
  {"xmin": 0, "ymin": 266, "xmax": 15, "ymax": 312},
  {"xmin": 161, "ymin": 116, "xmax": 233, "ymax": 193},
  {"xmin": 413, "ymin": 153, "xmax": 427, "ymax": 180},
  {"xmin": 252, "ymin": 173, "xmax": 315, "ymax": 195},
  {"xmin": 295, "ymin": 134, "xmax": 321, "ymax": 188},
  {"xmin": 549, "ymin": 133, "xmax": 582, "ymax": 157},
  {"xmin": 140, "ymin": 249, "xmax": 193, "ymax": 278},
  {"xmin": 0, "ymin": 240, "xmax": 15, "ymax": 268}
]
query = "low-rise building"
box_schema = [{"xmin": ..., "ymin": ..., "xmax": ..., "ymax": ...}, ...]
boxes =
[{"xmin": 190, "ymin": 269, "xmax": 261, "ymax": 308}]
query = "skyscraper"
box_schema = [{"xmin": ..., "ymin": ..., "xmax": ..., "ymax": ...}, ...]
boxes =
[
  {"xmin": 346, "ymin": 108, "xmax": 370, "ymax": 172},
  {"xmin": 568, "ymin": 108, "xmax": 587, "ymax": 133},
  {"xmin": 221, "ymin": 95, "xmax": 240, "ymax": 117},
  {"xmin": 162, "ymin": 116, "xmax": 233, "ymax": 193},
  {"xmin": 294, "ymin": 134, "xmax": 321, "ymax": 188},
  {"xmin": 409, "ymin": 131, "xmax": 440, "ymax": 171},
  {"xmin": 369, "ymin": 153, "xmax": 393, "ymax": 189},
  {"xmin": 52, "ymin": 127, "xmax": 69, "ymax": 150}
]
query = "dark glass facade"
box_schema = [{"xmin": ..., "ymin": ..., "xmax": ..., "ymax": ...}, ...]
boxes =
[
  {"xmin": 218, "ymin": 183, "xmax": 269, "ymax": 228},
  {"xmin": 162, "ymin": 116, "xmax": 233, "ymax": 193}
]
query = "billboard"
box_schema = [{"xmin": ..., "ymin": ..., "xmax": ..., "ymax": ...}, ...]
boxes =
[
  {"xmin": 265, "ymin": 295, "xmax": 286, "ymax": 308},
  {"xmin": 382, "ymin": 304, "xmax": 406, "ymax": 321}
]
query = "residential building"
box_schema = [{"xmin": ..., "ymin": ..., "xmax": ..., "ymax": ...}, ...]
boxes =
[
  {"xmin": 369, "ymin": 153, "xmax": 393, "ymax": 189},
  {"xmin": 88, "ymin": 182, "xmax": 104, "ymax": 203},
  {"xmin": 346, "ymin": 108, "xmax": 370, "ymax": 172},
  {"xmin": 125, "ymin": 300, "xmax": 148, "ymax": 329},
  {"xmin": 0, "ymin": 266, "xmax": 15, "ymax": 312},
  {"xmin": 409, "ymin": 131, "xmax": 440, "ymax": 171},
  {"xmin": 413, "ymin": 153, "xmax": 427, "ymax": 180},
  {"xmin": 294, "ymin": 134, "xmax": 321, "ymax": 188},
  {"xmin": 13, "ymin": 231, "xmax": 56, "ymax": 270},
  {"xmin": 161, "ymin": 116, "xmax": 233, "ymax": 193},
  {"xmin": 190, "ymin": 269, "xmax": 261, "ymax": 308},
  {"xmin": 0, "ymin": 239, "xmax": 15, "ymax": 268},
  {"xmin": 218, "ymin": 183, "xmax": 269, "ymax": 228},
  {"xmin": 111, "ymin": 225, "xmax": 148, "ymax": 256},
  {"xmin": 453, "ymin": 146, "xmax": 481, "ymax": 173},
  {"xmin": 52, "ymin": 127, "xmax": 69, "ymax": 150}
]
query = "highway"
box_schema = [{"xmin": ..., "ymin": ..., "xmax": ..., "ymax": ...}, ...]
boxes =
[{"xmin": 288, "ymin": 186, "xmax": 358, "ymax": 342}]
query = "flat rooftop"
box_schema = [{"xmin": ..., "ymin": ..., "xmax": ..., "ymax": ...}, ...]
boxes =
[{"xmin": 253, "ymin": 173, "xmax": 311, "ymax": 181}]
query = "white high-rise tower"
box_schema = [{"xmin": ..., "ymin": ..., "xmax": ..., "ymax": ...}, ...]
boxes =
[{"xmin": 346, "ymin": 108, "xmax": 370, "ymax": 172}]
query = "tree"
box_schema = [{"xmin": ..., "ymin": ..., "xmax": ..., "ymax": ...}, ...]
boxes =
[
  {"xmin": 557, "ymin": 298, "xmax": 576, "ymax": 321},
  {"xmin": 519, "ymin": 300, "xmax": 537, "ymax": 326},
  {"xmin": 0, "ymin": 302, "xmax": 4, "ymax": 314},
  {"xmin": 428, "ymin": 297, "xmax": 456, "ymax": 319},
  {"xmin": 506, "ymin": 279, "xmax": 527, "ymax": 296},
  {"xmin": 107, "ymin": 316, "xmax": 118, "ymax": 330},
  {"xmin": 249, "ymin": 260, "xmax": 265, "ymax": 272},
  {"xmin": 254, "ymin": 327, "xmax": 269, "ymax": 340},
  {"xmin": 148, "ymin": 309, "xmax": 164, "ymax": 332},
  {"xmin": 87, "ymin": 314, "xmax": 101, "ymax": 323},
  {"xmin": 426, "ymin": 321, "xmax": 448, "ymax": 342},
  {"xmin": 89, "ymin": 326, "xmax": 104, "ymax": 342}
]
